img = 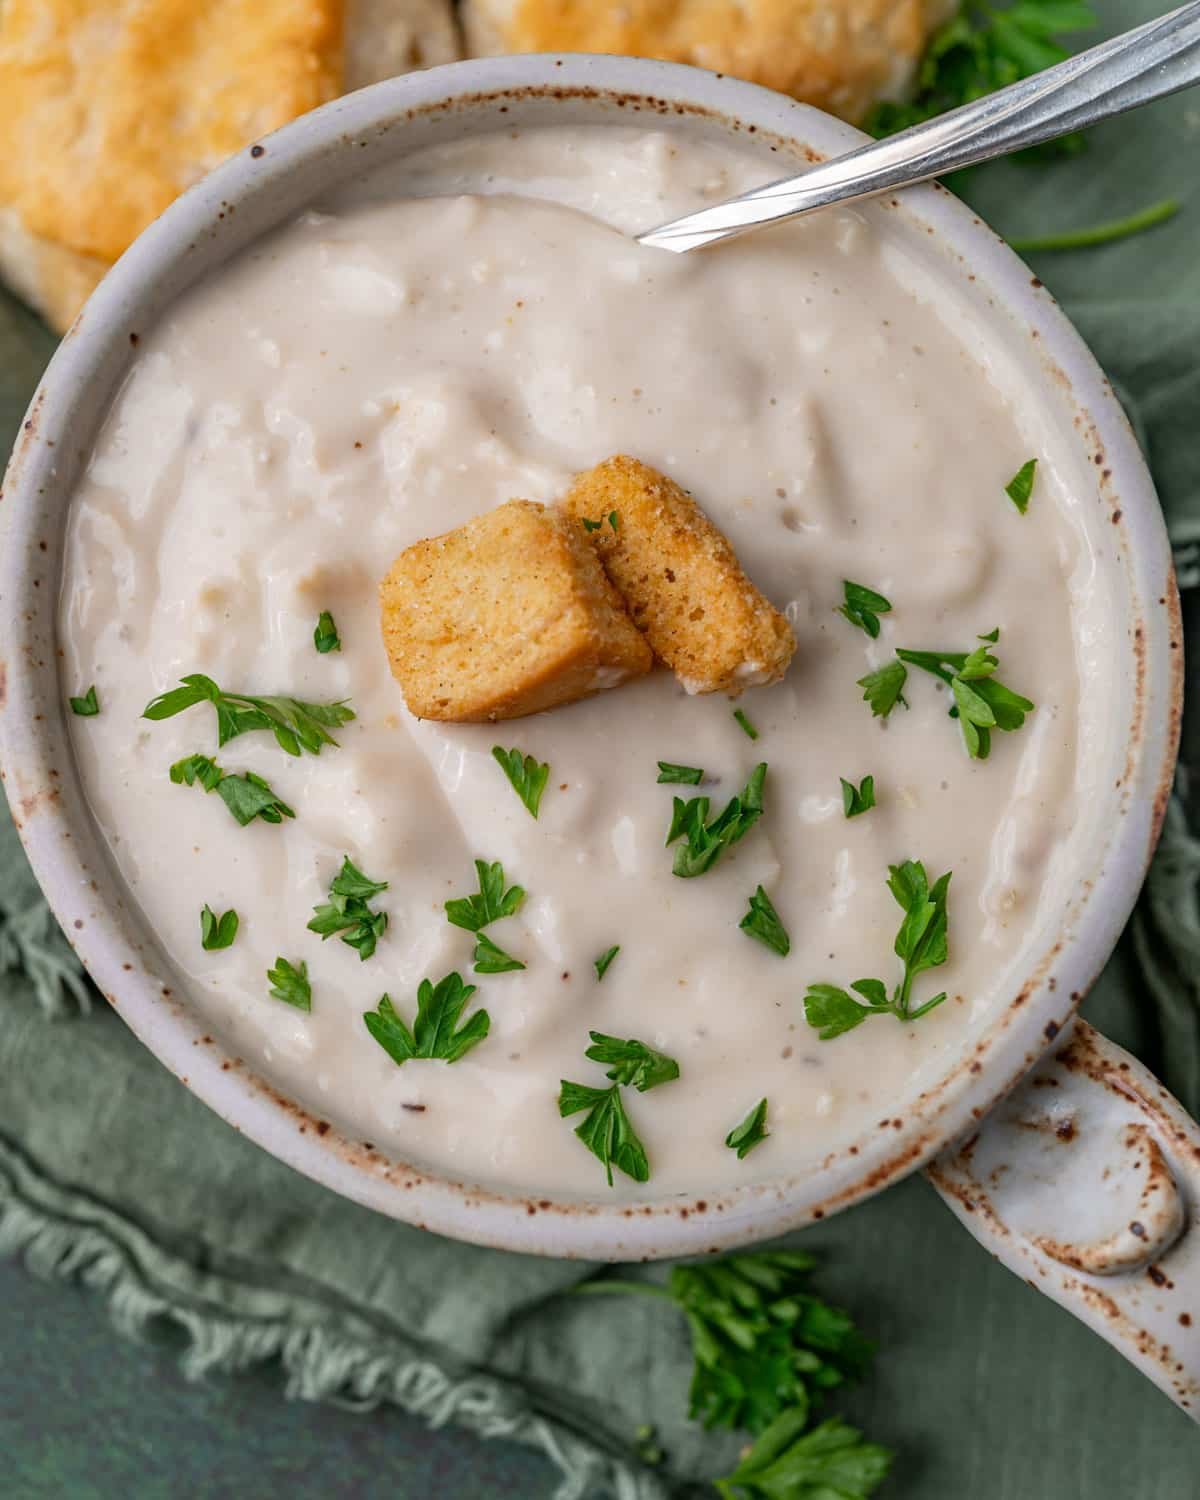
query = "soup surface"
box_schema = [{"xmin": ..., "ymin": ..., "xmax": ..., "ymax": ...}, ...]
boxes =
[{"xmin": 60, "ymin": 125, "xmax": 1083, "ymax": 1197}]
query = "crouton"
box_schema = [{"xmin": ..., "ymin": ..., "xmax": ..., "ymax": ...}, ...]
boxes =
[
  {"xmin": 561, "ymin": 455, "xmax": 796, "ymax": 697},
  {"xmin": 380, "ymin": 499, "xmax": 654, "ymax": 722}
]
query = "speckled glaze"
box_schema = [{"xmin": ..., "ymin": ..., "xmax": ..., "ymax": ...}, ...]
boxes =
[{"xmin": 0, "ymin": 56, "xmax": 1188, "ymax": 1409}]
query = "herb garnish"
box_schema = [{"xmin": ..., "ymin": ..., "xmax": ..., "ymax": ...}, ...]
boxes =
[
  {"xmin": 739, "ymin": 886, "xmax": 790, "ymax": 957},
  {"xmin": 657, "ymin": 761, "xmax": 704, "ymax": 785},
  {"xmin": 445, "ymin": 859, "xmax": 526, "ymax": 931},
  {"xmin": 733, "ymin": 708, "xmax": 759, "ymax": 740},
  {"xmin": 307, "ymin": 856, "xmax": 388, "ymax": 960},
  {"xmin": 558, "ymin": 1082, "xmax": 649, "ymax": 1185},
  {"xmin": 594, "ymin": 945, "xmax": 621, "ymax": 981},
  {"xmin": 584, "ymin": 1031, "xmax": 679, "ymax": 1091},
  {"xmin": 667, "ymin": 762, "xmax": 767, "ymax": 878},
  {"xmin": 581, "ymin": 512, "xmax": 619, "ymax": 534},
  {"xmin": 492, "ymin": 745, "xmax": 550, "ymax": 818},
  {"xmin": 363, "ymin": 973, "xmax": 489, "ymax": 1065},
  {"xmin": 725, "ymin": 1098, "xmax": 769, "ymax": 1159},
  {"xmin": 200, "ymin": 905, "xmax": 239, "ymax": 951},
  {"xmin": 1004, "ymin": 458, "xmax": 1037, "ymax": 514},
  {"xmin": 313, "ymin": 610, "xmax": 341, "ymax": 653},
  {"xmin": 267, "ymin": 957, "xmax": 311, "ymax": 1011},
  {"xmin": 69, "ymin": 685, "xmax": 100, "ymax": 717},
  {"xmin": 144, "ymin": 673, "xmax": 354, "ymax": 756},
  {"xmin": 576, "ymin": 1250, "xmax": 874, "ymax": 1434},
  {"xmin": 1010, "ymin": 197, "xmax": 1180, "ymax": 253},
  {"xmin": 896, "ymin": 635, "xmax": 1034, "ymax": 758},
  {"xmin": 581, "ymin": 516, "xmax": 603, "ymax": 532},
  {"xmin": 714, "ymin": 1412, "xmax": 892, "ymax": 1499},
  {"xmin": 473, "ymin": 932, "xmax": 525, "ymax": 974},
  {"xmin": 840, "ymin": 775, "xmax": 876, "ymax": 818},
  {"xmin": 838, "ymin": 581, "xmax": 892, "ymax": 639},
  {"xmin": 804, "ymin": 860, "xmax": 952, "ymax": 1039},
  {"xmin": 856, "ymin": 660, "xmax": 908, "ymax": 718},
  {"xmin": 608, "ymin": 511, "xmax": 619, "ymax": 532},
  {"xmin": 170, "ymin": 753, "xmax": 295, "ymax": 826}
]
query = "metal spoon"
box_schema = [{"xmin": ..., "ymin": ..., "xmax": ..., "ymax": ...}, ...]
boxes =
[{"xmin": 637, "ymin": 0, "xmax": 1200, "ymax": 253}]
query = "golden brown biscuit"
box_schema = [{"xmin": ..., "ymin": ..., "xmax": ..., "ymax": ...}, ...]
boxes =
[
  {"xmin": 462, "ymin": 0, "xmax": 952, "ymax": 125},
  {"xmin": 562, "ymin": 455, "xmax": 796, "ymax": 697},
  {"xmin": 380, "ymin": 499, "xmax": 654, "ymax": 722}
]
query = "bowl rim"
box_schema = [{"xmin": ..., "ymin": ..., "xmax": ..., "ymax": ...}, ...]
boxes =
[{"xmin": 0, "ymin": 53, "xmax": 1182, "ymax": 1259}]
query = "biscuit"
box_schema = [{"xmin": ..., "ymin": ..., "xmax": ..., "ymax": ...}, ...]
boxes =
[
  {"xmin": 380, "ymin": 499, "xmax": 654, "ymax": 722},
  {"xmin": 561, "ymin": 455, "xmax": 795, "ymax": 697}
]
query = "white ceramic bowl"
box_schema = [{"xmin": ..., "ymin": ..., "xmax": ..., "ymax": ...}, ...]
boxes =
[{"xmin": 1, "ymin": 55, "xmax": 1194, "ymax": 1413}]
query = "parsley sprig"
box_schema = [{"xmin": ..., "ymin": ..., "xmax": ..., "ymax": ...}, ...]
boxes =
[
  {"xmin": 170, "ymin": 753, "xmax": 294, "ymax": 826},
  {"xmin": 805, "ymin": 860, "xmax": 952, "ymax": 1040},
  {"xmin": 714, "ymin": 1411, "xmax": 892, "ymax": 1499},
  {"xmin": 445, "ymin": 859, "xmax": 525, "ymax": 932},
  {"xmin": 307, "ymin": 857, "xmax": 388, "ymax": 960},
  {"xmin": 144, "ymin": 673, "xmax": 354, "ymax": 756},
  {"xmin": 200, "ymin": 905, "xmax": 239, "ymax": 951},
  {"xmin": 267, "ymin": 957, "xmax": 311, "ymax": 1011},
  {"xmin": 364, "ymin": 973, "xmax": 489, "ymax": 1065},
  {"xmin": 840, "ymin": 775, "xmax": 876, "ymax": 818},
  {"xmin": 585, "ymin": 1031, "xmax": 679, "ymax": 1091},
  {"xmin": 838, "ymin": 581, "xmax": 892, "ymax": 639},
  {"xmin": 560, "ymin": 1032, "xmax": 678, "ymax": 1184},
  {"xmin": 897, "ymin": 634, "xmax": 1034, "ymax": 758},
  {"xmin": 69, "ymin": 685, "xmax": 100, "ymax": 717},
  {"xmin": 667, "ymin": 763, "xmax": 767, "ymax": 878},
  {"xmin": 473, "ymin": 932, "xmax": 525, "ymax": 974},
  {"xmin": 492, "ymin": 746, "xmax": 550, "ymax": 818},
  {"xmin": 856, "ymin": 660, "xmax": 908, "ymax": 718},
  {"xmin": 740, "ymin": 886, "xmax": 790, "ymax": 956}
]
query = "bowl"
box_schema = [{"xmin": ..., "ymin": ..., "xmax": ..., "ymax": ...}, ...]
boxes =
[{"xmin": 1, "ymin": 53, "xmax": 1193, "ymax": 1412}]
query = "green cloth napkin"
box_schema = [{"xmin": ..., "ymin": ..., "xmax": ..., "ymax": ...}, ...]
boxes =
[{"xmin": 2, "ymin": 3, "xmax": 1199, "ymax": 1493}]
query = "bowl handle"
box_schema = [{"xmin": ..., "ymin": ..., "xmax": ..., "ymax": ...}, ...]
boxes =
[{"xmin": 926, "ymin": 1016, "xmax": 1200, "ymax": 1419}]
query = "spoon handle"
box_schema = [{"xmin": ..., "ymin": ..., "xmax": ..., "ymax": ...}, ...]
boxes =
[{"xmin": 637, "ymin": 0, "xmax": 1200, "ymax": 252}]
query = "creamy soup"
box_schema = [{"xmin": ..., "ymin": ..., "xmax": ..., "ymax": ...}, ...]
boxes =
[{"xmin": 60, "ymin": 126, "xmax": 1085, "ymax": 1198}]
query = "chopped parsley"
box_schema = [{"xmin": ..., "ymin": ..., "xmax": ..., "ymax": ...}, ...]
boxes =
[
  {"xmin": 714, "ymin": 1412, "xmax": 892, "ymax": 1499},
  {"xmin": 838, "ymin": 581, "xmax": 892, "ymax": 639},
  {"xmin": 581, "ymin": 516, "xmax": 603, "ymax": 533},
  {"xmin": 896, "ymin": 634, "xmax": 1034, "ymax": 758},
  {"xmin": 1004, "ymin": 458, "xmax": 1037, "ymax": 514},
  {"xmin": 144, "ymin": 673, "xmax": 354, "ymax": 756},
  {"xmin": 69, "ymin": 685, "xmax": 99, "ymax": 717},
  {"xmin": 307, "ymin": 856, "xmax": 388, "ymax": 960},
  {"xmin": 739, "ymin": 886, "xmax": 790, "ymax": 956},
  {"xmin": 267, "ymin": 956, "xmax": 311, "ymax": 1011},
  {"xmin": 608, "ymin": 510, "xmax": 619, "ymax": 532},
  {"xmin": 492, "ymin": 745, "xmax": 550, "ymax": 818},
  {"xmin": 593, "ymin": 945, "xmax": 621, "ymax": 981},
  {"xmin": 733, "ymin": 708, "xmax": 759, "ymax": 740},
  {"xmin": 804, "ymin": 859, "xmax": 952, "ymax": 1040},
  {"xmin": 558, "ymin": 1082, "xmax": 649, "ymax": 1185},
  {"xmin": 656, "ymin": 761, "xmax": 704, "ymax": 785},
  {"xmin": 667, "ymin": 762, "xmax": 767, "ymax": 879},
  {"xmin": 313, "ymin": 610, "xmax": 341, "ymax": 653},
  {"xmin": 584, "ymin": 1031, "xmax": 679, "ymax": 1091},
  {"xmin": 725, "ymin": 1098, "xmax": 769, "ymax": 1159},
  {"xmin": 445, "ymin": 859, "xmax": 525, "ymax": 932},
  {"xmin": 840, "ymin": 775, "xmax": 876, "ymax": 818},
  {"xmin": 856, "ymin": 660, "xmax": 908, "ymax": 718},
  {"xmin": 580, "ymin": 512, "xmax": 619, "ymax": 534},
  {"xmin": 363, "ymin": 973, "xmax": 489, "ymax": 1065},
  {"xmin": 200, "ymin": 904, "xmax": 239, "ymax": 951},
  {"xmin": 169, "ymin": 753, "xmax": 295, "ymax": 827},
  {"xmin": 473, "ymin": 932, "xmax": 525, "ymax": 974}
]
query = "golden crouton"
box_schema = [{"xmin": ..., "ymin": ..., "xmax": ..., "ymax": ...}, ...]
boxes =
[
  {"xmin": 562, "ymin": 456, "xmax": 795, "ymax": 697},
  {"xmin": 380, "ymin": 500, "xmax": 654, "ymax": 723},
  {"xmin": 461, "ymin": 0, "xmax": 954, "ymax": 126}
]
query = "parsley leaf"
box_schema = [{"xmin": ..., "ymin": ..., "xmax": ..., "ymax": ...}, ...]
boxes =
[
  {"xmin": 492, "ymin": 745, "xmax": 550, "ymax": 818},
  {"xmin": 267, "ymin": 957, "xmax": 311, "ymax": 1012},
  {"xmin": 657, "ymin": 761, "xmax": 704, "ymax": 785},
  {"xmin": 838, "ymin": 581, "xmax": 892, "ymax": 639},
  {"xmin": 307, "ymin": 856, "xmax": 389, "ymax": 960},
  {"xmin": 581, "ymin": 516, "xmax": 603, "ymax": 532},
  {"xmin": 578, "ymin": 1250, "xmax": 874, "ymax": 1435},
  {"xmin": 733, "ymin": 708, "xmax": 759, "ymax": 741},
  {"xmin": 313, "ymin": 610, "xmax": 341, "ymax": 653},
  {"xmin": 445, "ymin": 859, "xmax": 526, "ymax": 932},
  {"xmin": 584, "ymin": 1031, "xmax": 679, "ymax": 1092},
  {"xmin": 594, "ymin": 945, "xmax": 620, "ymax": 981},
  {"xmin": 69, "ymin": 685, "xmax": 100, "ymax": 717},
  {"xmin": 200, "ymin": 904, "xmax": 239, "ymax": 951},
  {"xmin": 896, "ymin": 640, "xmax": 1034, "ymax": 758},
  {"xmin": 856, "ymin": 660, "xmax": 907, "ymax": 718},
  {"xmin": 667, "ymin": 762, "xmax": 767, "ymax": 878},
  {"xmin": 144, "ymin": 673, "xmax": 354, "ymax": 756},
  {"xmin": 363, "ymin": 973, "xmax": 490, "ymax": 1065},
  {"xmin": 608, "ymin": 510, "xmax": 619, "ymax": 532},
  {"xmin": 725, "ymin": 1098, "xmax": 769, "ymax": 1158},
  {"xmin": 170, "ymin": 753, "xmax": 295, "ymax": 827},
  {"xmin": 739, "ymin": 886, "xmax": 790, "ymax": 957},
  {"xmin": 473, "ymin": 932, "xmax": 525, "ymax": 974},
  {"xmin": 714, "ymin": 1412, "xmax": 893, "ymax": 1499},
  {"xmin": 1005, "ymin": 458, "xmax": 1037, "ymax": 514},
  {"xmin": 840, "ymin": 775, "xmax": 876, "ymax": 818},
  {"xmin": 804, "ymin": 860, "xmax": 952, "ymax": 1039},
  {"xmin": 558, "ymin": 1081, "xmax": 649, "ymax": 1185}
]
